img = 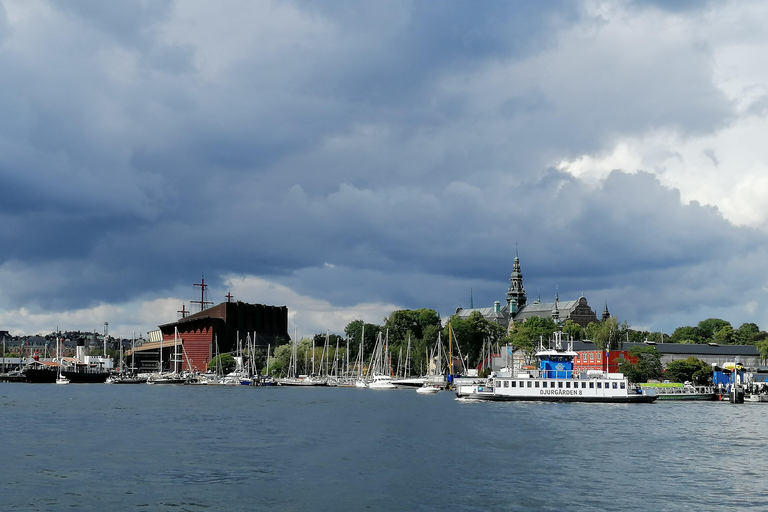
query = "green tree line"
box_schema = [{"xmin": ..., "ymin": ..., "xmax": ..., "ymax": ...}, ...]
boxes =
[{"xmin": 262, "ymin": 310, "xmax": 768, "ymax": 382}]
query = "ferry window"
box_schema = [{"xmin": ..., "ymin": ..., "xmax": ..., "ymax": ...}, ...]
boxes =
[
  {"xmin": 535, "ymin": 381, "xmax": 540, "ymax": 388},
  {"xmin": 510, "ymin": 381, "xmax": 516, "ymax": 387},
  {"xmin": 613, "ymin": 382, "xmax": 618, "ymax": 389},
  {"xmin": 620, "ymin": 382, "xmax": 625, "ymax": 389},
  {"xmin": 597, "ymin": 382, "xmax": 602, "ymax": 388},
  {"xmin": 589, "ymin": 382, "xmax": 594, "ymax": 388},
  {"xmin": 582, "ymin": 382, "xmax": 587, "ymax": 389},
  {"xmin": 527, "ymin": 381, "xmax": 532, "ymax": 388},
  {"xmin": 558, "ymin": 382, "xmax": 563, "ymax": 388},
  {"xmin": 566, "ymin": 382, "xmax": 571, "ymax": 388}
]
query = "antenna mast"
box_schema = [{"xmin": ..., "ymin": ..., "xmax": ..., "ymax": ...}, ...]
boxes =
[{"xmin": 191, "ymin": 275, "xmax": 214, "ymax": 312}]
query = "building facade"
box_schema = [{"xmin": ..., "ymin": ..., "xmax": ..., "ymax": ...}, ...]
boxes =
[
  {"xmin": 131, "ymin": 301, "xmax": 290, "ymax": 373},
  {"xmin": 455, "ymin": 251, "xmax": 600, "ymax": 328}
]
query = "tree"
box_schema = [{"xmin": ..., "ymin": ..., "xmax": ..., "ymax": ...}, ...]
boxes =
[
  {"xmin": 697, "ymin": 318, "xmax": 732, "ymax": 341},
  {"xmin": 664, "ymin": 357, "xmax": 711, "ymax": 385},
  {"xmin": 618, "ymin": 346, "xmax": 663, "ymax": 383},
  {"xmin": 446, "ymin": 311, "xmax": 506, "ymax": 370},
  {"xmin": 713, "ymin": 325, "xmax": 735, "ymax": 345},
  {"xmin": 268, "ymin": 344, "xmax": 292, "ymax": 376},
  {"xmin": 756, "ymin": 339, "xmax": 768, "ymax": 363},
  {"xmin": 344, "ymin": 320, "xmax": 381, "ymax": 363},
  {"xmin": 508, "ymin": 316, "xmax": 558, "ymax": 363},
  {"xmin": 561, "ymin": 320, "xmax": 584, "ymax": 340},
  {"xmin": 589, "ymin": 317, "xmax": 625, "ymax": 350},
  {"xmin": 378, "ymin": 309, "xmax": 442, "ymax": 375},
  {"xmin": 669, "ymin": 326, "xmax": 704, "ymax": 344},
  {"xmin": 735, "ymin": 323, "xmax": 761, "ymax": 345},
  {"xmin": 208, "ymin": 353, "xmax": 236, "ymax": 374}
]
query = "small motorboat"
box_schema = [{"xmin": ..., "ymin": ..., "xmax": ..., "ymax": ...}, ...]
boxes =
[{"xmin": 416, "ymin": 385, "xmax": 440, "ymax": 395}]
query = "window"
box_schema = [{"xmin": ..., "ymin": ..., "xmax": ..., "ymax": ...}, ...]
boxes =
[
  {"xmin": 503, "ymin": 380, "xmax": 509, "ymax": 388},
  {"xmin": 597, "ymin": 382, "xmax": 602, "ymax": 388},
  {"xmin": 597, "ymin": 353, "xmax": 601, "ymax": 361},
  {"xmin": 589, "ymin": 353, "xmax": 594, "ymax": 362},
  {"xmin": 582, "ymin": 382, "xmax": 587, "ymax": 389},
  {"xmin": 527, "ymin": 381, "xmax": 532, "ymax": 388},
  {"xmin": 510, "ymin": 381, "xmax": 516, "ymax": 388},
  {"xmin": 620, "ymin": 382, "xmax": 625, "ymax": 389},
  {"xmin": 612, "ymin": 382, "xmax": 618, "ymax": 389},
  {"xmin": 535, "ymin": 381, "xmax": 540, "ymax": 388},
  {"xmin": 558, "ymin": 382, "xmax": 563, "ymax": 388},
  {"xmin": 566, "ymin": 382, "xmax": 571, "ymax": 388},
  {"xmin": 589, "ymin": 382, "xmax": 594, "ymax": 388}
]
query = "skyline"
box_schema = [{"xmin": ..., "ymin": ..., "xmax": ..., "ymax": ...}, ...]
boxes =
[{"xmin": 2, "ymin": 1, "xmax": 768, "ymax": 339}]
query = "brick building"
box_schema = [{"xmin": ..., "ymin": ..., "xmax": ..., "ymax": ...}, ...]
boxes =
[{"xmin": 131, "ymin": 301, "xmax": 290, "ymax": 373}]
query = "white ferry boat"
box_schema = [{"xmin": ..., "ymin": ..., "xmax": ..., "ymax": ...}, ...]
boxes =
[{"xmin": 454, "ymin": 332, "xmax": 657, "ymax": 404}]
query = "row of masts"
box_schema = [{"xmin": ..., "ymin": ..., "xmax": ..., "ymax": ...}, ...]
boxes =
[{"xmin": 284, "ymin": 325, "xmax": 463, "ymax": 381}]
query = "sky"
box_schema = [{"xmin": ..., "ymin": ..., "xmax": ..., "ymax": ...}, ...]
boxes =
[{"xmin": 2, "ymin": 0, "xmax": 768, "ymax": 340}]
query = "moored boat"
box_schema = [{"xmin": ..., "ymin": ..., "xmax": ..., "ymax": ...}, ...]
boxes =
[
  {"xmin": 368, "ymin": 374, "xmax": 397, "ymax": 390},
  {"xmin": 416, "ymin": 384, "xmax": 440, "ymax": 395},
  {"xmin": 639, "ymin": 383, "xmax": 715, "ymax": 401},
  {"xmin": 454, "ymin": 332, "xmax": 657, "ymax": 404}
]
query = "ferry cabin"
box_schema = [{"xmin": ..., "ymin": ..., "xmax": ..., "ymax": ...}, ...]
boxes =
[{"xmin": 483, "ymin": 373, "xmax": 631, "ymax": 401}]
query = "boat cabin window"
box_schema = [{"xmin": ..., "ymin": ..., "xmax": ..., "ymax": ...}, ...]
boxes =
[
  {"xmin": 527, "ymin": 381, "xmax": 532, "ymax": 388},
  {"xmin": 597, "ymin": 382, "xmax": 602, "ymax": 388},
  {"xmin": 566, "ymin": 382, "xmax": 571, "ymax": 388},
  {"xmin": 503, "ymin": 380, "xmax": 509, "ymax": 388},
  {"xmin": 558, "ymin": 382, "xmax": 563, "ymax": 388},
  {"xmin": 581, "ymin": 382, "xmax": 587, "ymax": 388},
  {"xmin": 612, "ymin": 382, "xmax": 618, "ymax": 389},
  {"xmin": 589, "ymin": 382, "xmax": 594, "ymax": 388},
  {"xmin": 535, "ymin": 381, "xmax": 540, "ymax": 388},
  {"xmin": 620, "ymin": 382, "xmax": 625, "ymax": 389},
  {"xmin": 510, "ymin": 381, "xmax": 516, "ymax": 387}
]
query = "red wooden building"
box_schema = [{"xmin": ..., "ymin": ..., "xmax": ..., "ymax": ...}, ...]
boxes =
[
  {"xmin": 573, "ymin": 349, "xmax": 639, "ymax": 374},
  {"xmin": 132, "ymin": 301, "xmax": 289, "ymax": 373}
]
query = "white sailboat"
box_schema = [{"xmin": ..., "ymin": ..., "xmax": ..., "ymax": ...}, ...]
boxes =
[
  {"xmin": 368, "ymin": 331, "xmax": 396, "ymax": 390},
  {"xmin": 55, "ymin": 336, "xmax": 69, "ymax": 385},
  {"xmin": 354, "ymin": 324, "xmax": 368, "ymax": 387}
]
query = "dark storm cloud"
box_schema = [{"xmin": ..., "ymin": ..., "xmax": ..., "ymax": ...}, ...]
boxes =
[{"xmin": 0, "ymin": 0, "xmax": 766, "ymax": 335}]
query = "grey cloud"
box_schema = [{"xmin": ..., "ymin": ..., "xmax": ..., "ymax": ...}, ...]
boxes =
[{"xmin": 0, "ymin": 0, "xmax": 766, "ymax": 335}]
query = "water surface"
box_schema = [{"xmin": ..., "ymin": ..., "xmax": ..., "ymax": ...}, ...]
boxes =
[{"xmin": 1, "ymin": 384, "xmax": 765, "ymax": 511}]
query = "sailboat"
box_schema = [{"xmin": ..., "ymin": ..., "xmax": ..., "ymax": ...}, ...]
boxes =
[
  {"xmin": 277, "ymin": 331, "xmax": 327, "ymax": 386},
  {"xmin": 354, "ymin": 324, "xmax": 368, "ymax": 388},
  {"xmin": 55, "ymin": 336, "xmax": 69, "ymax": 385},
  {"xmin": 146, "ymin": 328, "xmax": 187, "ymax": 384},
  {"xmin": 392, "ymin": 334, "xmax": 426, "ymax": 388},
  {"xmin": 367, "ymin": 331, "xmax": 396, "ymax": 390}
]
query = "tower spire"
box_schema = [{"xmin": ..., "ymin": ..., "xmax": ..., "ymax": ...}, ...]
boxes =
[
  {"xmin": 602, "ymin": 301, "xmax": 610, "ymax": 321},
  {"xmin": 506, "ymin": 246, "xmax": 527, "ymax": 315}
]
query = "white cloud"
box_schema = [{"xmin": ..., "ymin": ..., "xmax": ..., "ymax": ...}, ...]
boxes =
[{"xmin": 222, "ymin": 274, "xmax": 400, "ymax": 338}]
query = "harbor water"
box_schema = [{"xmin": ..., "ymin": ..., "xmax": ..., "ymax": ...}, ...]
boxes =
[{"xmin": 2, "ymin": 384, "xmax": 767, "ymax": 511}]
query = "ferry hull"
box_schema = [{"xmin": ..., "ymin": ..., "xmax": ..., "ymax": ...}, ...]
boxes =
[{"xmin": 455, "ymin": 390, "xmax": 657, "ymax": 403}]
